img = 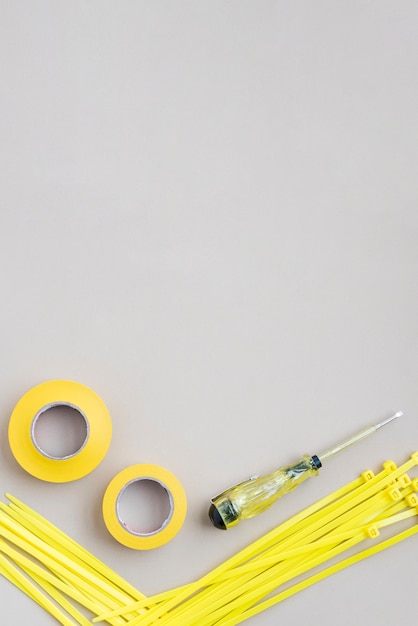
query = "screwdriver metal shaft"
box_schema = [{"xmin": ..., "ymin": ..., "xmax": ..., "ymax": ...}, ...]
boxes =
[
  {"xmin": 209, "ymin": 411, "xmax": 403, "ymax": 530},
  {"xmin": 319, "ymin": 411, "xmax": 403, "ymax": 462}
]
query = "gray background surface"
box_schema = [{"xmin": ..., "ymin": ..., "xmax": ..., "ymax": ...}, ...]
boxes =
[{"xmin": 0, "ymin": 1, "xmax": 417, "ymax": 624}]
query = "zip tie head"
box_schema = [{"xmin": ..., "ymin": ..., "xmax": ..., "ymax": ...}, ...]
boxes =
[
  {"xmin": 383, "ymin": 460, "xmax": 397, "ymax": 473},
  {"xmin": 361, "ymin": 470, "xmax": 375, "ymax": 482},
  {"xmin": 405, "ymin": 493, "xmax": 418, "ymax": 508},
  {"xmin": 388, "ymin": 488, "xmax": 402, "ymax": 502},
  {"xmin": 398, "ymin": 474, "xmax": 412, "ymax": 489},
  {"xmin": 366, "ymin": 526, "xmax": 380, "ymax": 539}
]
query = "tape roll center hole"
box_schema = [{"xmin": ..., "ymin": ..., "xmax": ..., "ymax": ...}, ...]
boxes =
[
  {"xmin": 31, "ymin": 404, "xmax": 89, "ymax": 460},
  {"xmin": 117, "ymin": 479, "xmax": 173, "ymax": 536}
]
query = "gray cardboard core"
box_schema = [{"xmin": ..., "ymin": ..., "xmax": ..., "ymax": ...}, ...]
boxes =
[
  {"xmin": 116, "ymin": 477, "xmax": 174, "ymax": 536},
  {"xmin": 31, "ymin": 402, "xmax": 90, "ymax": 460}
]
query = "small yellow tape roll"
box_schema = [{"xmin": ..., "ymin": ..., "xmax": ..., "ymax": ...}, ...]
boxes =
[
  {"xmin": 8, "ymin": 380, "xmax": 112, "ymax": 483},
  {"xmin": 102, "ymin": 464, "xmax": 187, "ymax": 550}
]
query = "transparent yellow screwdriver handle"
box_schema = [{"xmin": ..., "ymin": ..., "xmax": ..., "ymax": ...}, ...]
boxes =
[{"xmin": 209, "ymin": 455, "xmax": 321, "ymax": 529}]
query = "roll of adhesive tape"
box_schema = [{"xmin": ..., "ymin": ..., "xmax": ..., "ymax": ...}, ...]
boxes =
[
  {"xmin": 102, "ymin": 464, "xmax": 187, "ymax": 550},
  {"xmin": 8, "ymin": 380, "xmax": 112, "ymax": 483}
]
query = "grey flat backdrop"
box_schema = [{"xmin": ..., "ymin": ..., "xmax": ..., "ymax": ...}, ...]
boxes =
[{"xmin": 1, "ymin": 1, "xmax": 417, "ymax": 624}]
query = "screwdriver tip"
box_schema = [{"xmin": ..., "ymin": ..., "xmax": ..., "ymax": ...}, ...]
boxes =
[{"xmin": 376, "ymin": 411, "xmax": 403, "ymax": 429}]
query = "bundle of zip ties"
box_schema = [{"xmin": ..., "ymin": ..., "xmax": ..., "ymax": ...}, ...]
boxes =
[
  {"xmin": 93, "ymin": 453, "xmax": 418, "ymax": 626},
  {"xmin": 1, "ymin": 453, "xmax": 418, "ymax": 625},
  {"xmin": 0, "ymin": 494, "xmax": 145, "ymax": 626}
]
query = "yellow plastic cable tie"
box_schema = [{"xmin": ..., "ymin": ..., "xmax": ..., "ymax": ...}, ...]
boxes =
[
  {"xmin": 1, "ymin": 503, "xmax": 93, "ymax": 573},
  {"xmin": 0, "ymin": 553, "xmax": 77, "ymax": 626},
  {"xmin": 17, "ymin": 563, "xmax": 92, "ymax": 626},
  {"xmin": 197, "ymin": 510, "xmax": 416, "ymax": 626},
  {"xmin": 174, "ymin": 532, "xmax": 367, "ymax": 626},
  {"xmin": 0, "ymin": 516, "xmax": 125, "ymax": 613},
  {"xmin": 5, "ymin": 497, "xmax": 143, "ymax": 610},
  {"xmin": 0, "ymin": 538, "xmax": 97, "ymax": 613},
  {"xmin": 0, "ymin": 505, "xmax": 139, "ymax": 622},
  {"xmin": 0, "ymin": 538, "xmax": 131, "ymax": 626},
  {"xmin": 375, "ymin": 508, "xmax": 417, "ymax": 529},
  {"xmin": 214, "ymin": 526, "xmax": 370, "ymax": 581},
  {"xmin": 250, "ymin": 481, "xmax": 393, "ymax": 571},
  {"xmin": 6, "ymin": 495, "xmax": 144, "ymax": 602},
  {"xmin": 158, "ymin": 514, "xmax": 383, "ymax": 626},
  {"xmin": 92, "ymin": 583, "xmax": 195, "ymax": 623},
  {"xmin": 220, "ymin": 523, "xmax": 418, "ymax": 626},
  {"xmin": 228, "ymin": 484, "xmax": 414, "ymax": 592},
  {"xmin": 218, "ymin": 505, "xmax": 414, "ymax": 583},
  {"xmin": 0, "ymin": 555, "xmax": 41, "ymax": 606},
  {"xmin": 0, "ymin": 536, "xmax": 130, "ymax": 625}
]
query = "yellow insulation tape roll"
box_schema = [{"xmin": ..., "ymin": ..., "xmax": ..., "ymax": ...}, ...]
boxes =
[
  {"xmin": 8, "ymin": 380, "xmax": 112, "ymax": 483},
  {"xmin": 102, "ymin": 464, "xmax": 187, "ymax": 550}
]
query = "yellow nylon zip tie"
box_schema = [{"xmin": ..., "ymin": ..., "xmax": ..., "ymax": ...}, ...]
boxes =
[
  {"xmin": 165, "ymin": 518, "xmax": 365, "ymax": 626},
  {"xmin": 0, "ymin": 538, "xmax": 99, "ymax": 615},
  {"xmin": 6, "ymin": 494, "xmax": 144, "ymax": 603},
  {"xmin": 0, "ymin": 554, "xmax": 42, "ymax": 607},
  {"xmin": 172, "ymin": 533, "xmax": 368, "ymax": 626},
  {"xmin": 0, "ymin": 553, "xmax": 77, "ymax": 626},
  {"xmin": 16, "ymin": 565, "xmax": 92, "ymax": 626},
  {"xmin": 92, "ymin": 583, "xmax": 196, "ymax": 622},
  {"xmin": 0, "ymin": 509, "xmax": 135, "ymax": 625},
  {"xmin": 0, "ymin": 502, "xmax": 139, "ymax": 622},
  {"xmin": 219, "ymin": 523, "xmax": 418, "ymax": 626},
  {"xmin": 4, "ymin": 498, "xmax": 144, "ymax": 622},
  {"xmin": 215, "ymin": 527, "xmax": 367, "ymax": 580},
  {"xmin": 0, "ymin": 535, "xmax": 136, "ymax": 626},
  {"xmin": 0, "ymin": 511, "xmax": 128, "ymax": 606},
  {"xmin": 0, "ymin": 514, "xmax": 129, "ymax": 620}
]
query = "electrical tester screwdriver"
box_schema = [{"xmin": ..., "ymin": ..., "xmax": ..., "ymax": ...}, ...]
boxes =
[{"xmin": 209, "ymin": 411, "xmax": 403, "ymax": 529}]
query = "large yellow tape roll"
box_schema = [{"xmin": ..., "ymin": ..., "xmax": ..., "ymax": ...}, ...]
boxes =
[
  {"xmin": 8, "ymin": 380, "xmax": 112, "ymax": 483},
  {"xmin": 102, "ymin": 464, "xmax": 187, "ymax": 550}
]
